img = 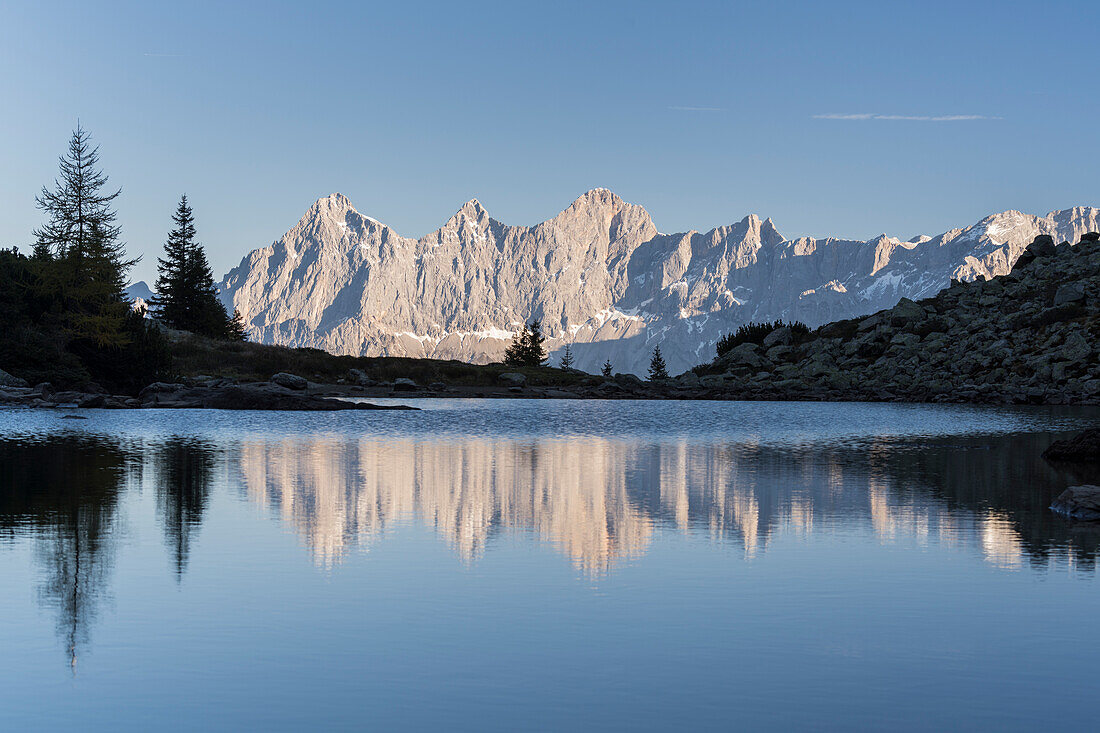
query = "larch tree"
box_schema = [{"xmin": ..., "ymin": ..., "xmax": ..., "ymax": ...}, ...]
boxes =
[{"xmin": 33, "ymin": 124, "xmax": 134, "ymax": 347}]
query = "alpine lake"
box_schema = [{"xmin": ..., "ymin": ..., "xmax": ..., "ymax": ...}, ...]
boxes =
[{"xmin": 1, "ymin": 399, "xmax": 1098, "ymax": 731}]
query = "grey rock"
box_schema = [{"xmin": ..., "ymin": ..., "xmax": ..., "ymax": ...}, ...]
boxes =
[
  {"xmin": 139, "ymin": 382, "xmax": 186, "ymax": 399},
  {"xmin": 271, "ymin": 372, "xmax": 308, "ymax": 390},
  {"xmin": 676, "ymin": 372, "xmax": 701, "ymax": 388},
  {"xmin": 497, "ymin": 372, "xmax": 527, "ymax": 387},
  {"xmin": 0, "ymin": 369, "xmax": 28, "ymax": 388},
  {"xmin": 762, "ymin": 326, "xmax": 794, "ymax": 348},
  {"xmin": 1042, "ymin": 429, "xmax": 1100, "ymax": 462},
  {"xmin": 1050, "ymin": 485, "xmax": 1100, "ymax": 521},
  {"xmin": 1053, "ymin": 282, "xmax": 1086, "ymax": 306},
  {"xmin": 393, "ymin": 377, "xmax": 419, "ymax": 391},
  {"xmin": 720, "ymin": 343, "xmax": 766, "ymax": 370}
]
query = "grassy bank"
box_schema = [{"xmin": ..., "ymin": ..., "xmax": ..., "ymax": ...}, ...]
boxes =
[{"xmin": 170, "ymin": 333, "xmax": 594, "ymax": 387}]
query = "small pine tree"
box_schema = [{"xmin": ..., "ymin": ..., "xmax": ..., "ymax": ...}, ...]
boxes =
[
  {"xmin": 559, "ymin": 342, "xmax": 575, "ymax": 369},
  {"xmin": 504, "ymin": 323, "xmax": 528, "ymax": 366},
  {"xmin": 523, "ymin": 319, "xmax": 547, "ymax": 366},
  {"xmin": 504, "ymin": 320, "xmax": 548, "ymax": 367},
  {"xmin": 648, "ymin": 345, "xmax": 669, "ymax": 381},
  {"xmin": 225, "ymin": 308, "xmax": 248, "ymax": 341},
  {"xmin": 602, "ymin": 359, "xmax": 613, "ymax": 377}
]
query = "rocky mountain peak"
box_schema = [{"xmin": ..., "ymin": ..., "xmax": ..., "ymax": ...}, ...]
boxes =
[
  {"xmin": 307, "ymin": 192, "xmax": 356, "ymax": 217},
  {"xmin": 221, "ymin": 194, "xmax": 1100, "ymax": 376}
]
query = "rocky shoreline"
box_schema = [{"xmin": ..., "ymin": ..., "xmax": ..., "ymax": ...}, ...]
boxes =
[
  {"xmin": 688, "ymin": 232, "xmax": 1100, "ymax": 405},
  {"xmin": 0, "ymin": 373, "xmax": 416, "ymax": 411}
]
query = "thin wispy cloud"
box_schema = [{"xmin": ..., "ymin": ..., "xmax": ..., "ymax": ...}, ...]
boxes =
[
  {"xmin": 668, "ymin": 106, "xmax": 724, "ymax": 112},
  {"xmin": 813, "ymin": 113, "xmax": 1001, "ymax": 121}
]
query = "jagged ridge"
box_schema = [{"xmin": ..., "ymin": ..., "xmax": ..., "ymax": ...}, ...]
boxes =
[{"xmin": 220, "ymin": 190, "xmax": 1100, "ymax": 374}]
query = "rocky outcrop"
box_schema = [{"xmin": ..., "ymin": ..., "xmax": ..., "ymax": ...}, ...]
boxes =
[
  {"xmin": 271, "ymin": 372, "xmax": 308, "ymax": 390},
  {"xmin": 694, "ymin": 232, "xmax": 1100, "ymax": 404},
  {"xmin": 0, "ymin": 368, "xmax": 28, "ymax": 388},
  {"xmin": 1043, "ymin": 429, "xmax": 1100, "ymax": 462},
  {"xmin": 0, "ymin": 380, "xmax": 414, "ymax": 411},
  {"xmin": 221, "ymin": 190, "xmax": 1100, "ymax": 375},
  {"xmin": 1051, "ymin": 486, "xmax": 1100, "ymax": 521}
]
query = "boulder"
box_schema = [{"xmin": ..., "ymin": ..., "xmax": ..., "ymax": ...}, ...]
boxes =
[
  {"xmin": 614, "ymin": 373, "xmax": 644, "ymax": 387},
  {"xmin": 497, "ymin": 372, "xmax": 526, "ymax": 387},
  {"xmin": 1081, "ymin": 232, "xmax": 1100, "ymax": 242},
  {"xmin": 1042, "ymin": 428, "xmax": 1100, "ymax": 462},
  {"xmin": 762, "ymin": 326, "xmax": 794, "ymax": 348},
  {"xmin": 1059, "ymin": 332, "xmax": 1093, "ymax": 363},
  {"xmin": 347, "ymin": 368, "xmax": 375, "ymax": 385},
  {"xmin": 271, "ymin": 372, "xmax": 308, "ymax": 390},
  {"xmin": 888, "ymin": 298, "xmax": 925, "ymax": 327},
  {"xmin": 721, "ymin": 343, "xmax": 766, "ymax": 370},
  {"xmin": 677, "ymin": 372, "xmax": 701, "ymax": 388},
  {"xmin": 139, "ymin": 382, "xmax": 186, "ymax": 399},
  {"xmin": 1053, "ymin": 282, "xmax": 1086, "ymax": 306},
  {"xmin": 393, "ymin": 377, "xmax": 419, "ymax": 391},
  {"xmin": 0, "ymin": 368, "xmax": 28, "ymax": 388},
  {"xmin": 1050, "ymin": 485, "xmax": 1100, "ymax": 521},
  {"xmin": 699, "ymin": 374, "xmax": 727, "ymax": 389},
  {"xmin": 1031, "ymin": 234, "xmax": 1058, "ymax": 257}
]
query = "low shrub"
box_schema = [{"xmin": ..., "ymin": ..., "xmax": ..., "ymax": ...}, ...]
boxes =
[{"xmin": 716, "ymin": 320, "xmax": 809, "ymax": 357}]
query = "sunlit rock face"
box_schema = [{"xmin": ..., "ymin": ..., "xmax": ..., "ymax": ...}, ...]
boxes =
[{"xmin": 221, "ymin": 193, "xmax": 1100, "ymax": 374}]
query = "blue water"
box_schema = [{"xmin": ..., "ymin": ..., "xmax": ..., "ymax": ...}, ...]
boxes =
[{"xmin": 0, "ymin": 400, "xmax": 1098, "ymax": 731}]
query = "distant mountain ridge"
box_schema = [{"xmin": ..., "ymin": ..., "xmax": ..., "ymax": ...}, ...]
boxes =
[{"xmin": 219, "ymin": 190, "xmax": 1100, "ymax": 374}]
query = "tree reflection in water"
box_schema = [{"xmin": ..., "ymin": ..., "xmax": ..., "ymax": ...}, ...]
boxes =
[
  {"xmin": 153, "ymin": 437, "xmax": 216, "ymax": 580},
  {"xmin": 0, "ymin": 435, "xmax": 128, "ymax": 671}
]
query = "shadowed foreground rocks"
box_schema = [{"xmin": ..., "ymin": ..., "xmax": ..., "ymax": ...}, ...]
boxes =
[
  {"xmin": 693, "ymin": 232, "xmax": 1100, "ymax": 405},
  {"xmin": 1051, "ymin": 486, "xmax": 1100, "ymax": 521},
  {"xmin": 1043, "ymin": 429, "xmax": 1100, "ymax": 462},
  {"xmin": 0, "ymin": 379, "xmax": 415, "ymax": 411}
]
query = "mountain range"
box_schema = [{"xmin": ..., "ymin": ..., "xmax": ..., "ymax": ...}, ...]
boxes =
[{"xmin": 207, "ymin": 190, "xmax": 1098, "ymax": 375}]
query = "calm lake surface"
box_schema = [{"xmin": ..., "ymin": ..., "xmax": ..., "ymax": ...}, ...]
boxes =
[{"xmin": 1, "ymin": 399, "xmax": 1098, "ymax": 731}]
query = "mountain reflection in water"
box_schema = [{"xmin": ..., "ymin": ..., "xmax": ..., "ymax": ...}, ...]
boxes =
[
  {"xmin": 238, "ymin": 433, "xmax": 1100, "ymax": 572},
  {"xmin": 1, "ymin": 422, "xmax": 1097, "ymax": 666}
]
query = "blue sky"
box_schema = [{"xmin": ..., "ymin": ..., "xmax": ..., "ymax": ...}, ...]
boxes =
[{"xmin": 2, "ymin": 0, "xmax": 1097, "ymax": 284}]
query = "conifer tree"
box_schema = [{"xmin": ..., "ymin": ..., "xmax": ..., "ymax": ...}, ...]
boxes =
[
  {"xmin": 34, "ymin": 124, "xmax": 124, "ymax": 263},
  {"xmin": 151, "ymin": 196, "xmax": 196, "ymax": 329},
  {"xmin": 33, "ymin": 125, "xmax": 134, "ymax": 347},
  {"xmin": 504, "ymin": 319, "xmax": 548, "ymax": 367},
  {"xmin": 648, "ymin": 345, "xmax": 669, "ymax": 381},
  {"xmin": 504, "ymin": 324, "xmax": 528, "ymax": 366},
  {"xmin": 523, "ymin": 319, "xmax": 547, "ymax": 366},
  {"xmin": 559, "ymin": 342, "xmax": 575, "ymax": 369},
  {"xmin": 151, "ymin": 195, "xmax": 233, "ymax": 338},
  {"xmin": 225, "ymin": 308, "xmax": 248, "ymax": 341},
  {"xmin": 602, "ymin": 359, "xmax": 613, "ymax": 377}
]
